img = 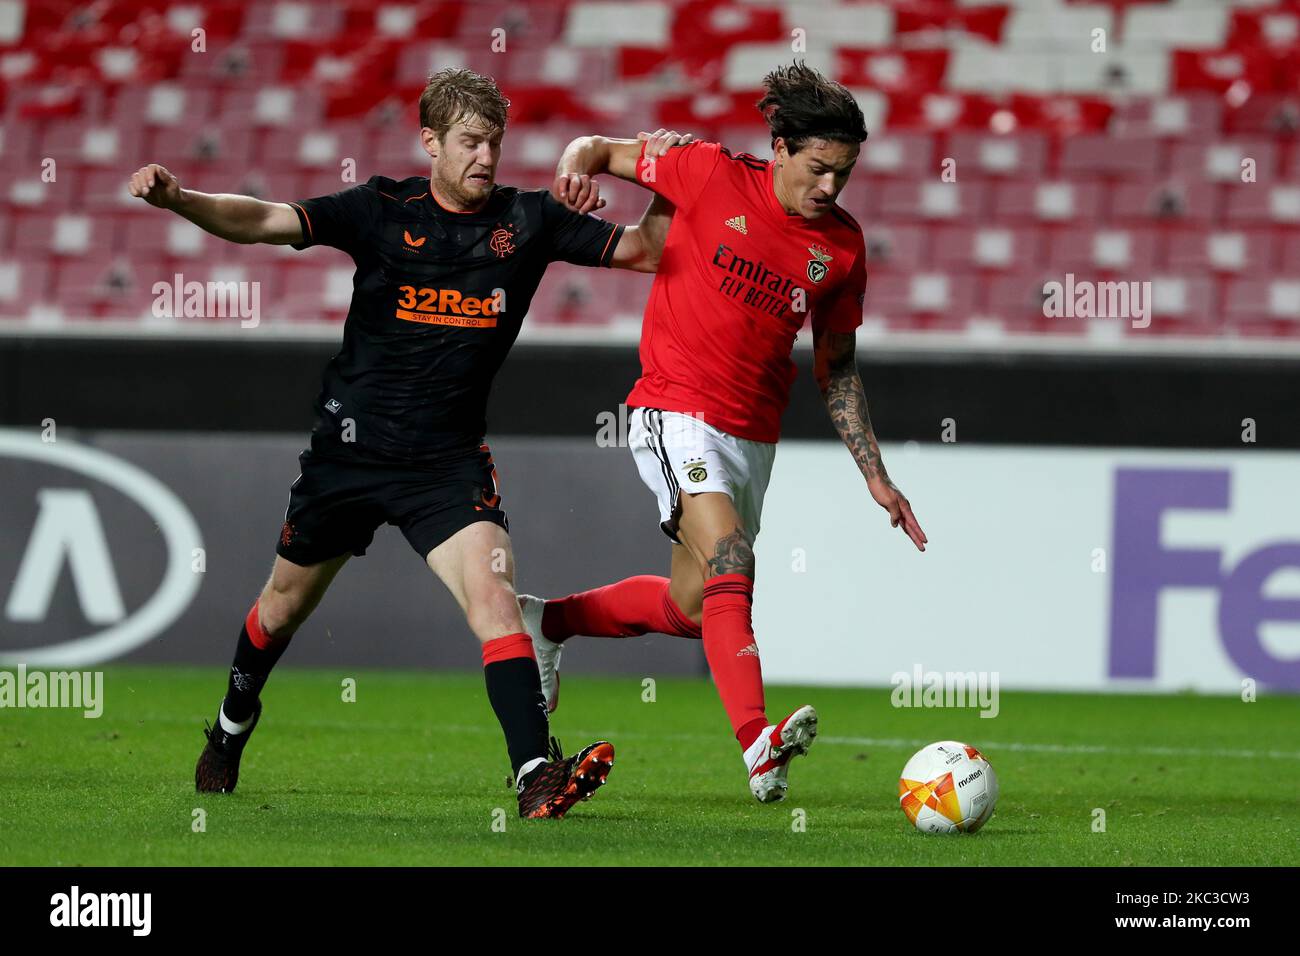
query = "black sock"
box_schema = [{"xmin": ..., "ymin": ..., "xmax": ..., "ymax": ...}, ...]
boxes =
[
  {"xmin": 483, "ymin": 657, "xmax": 549, "ymax": 777},
  {"xmin": 222, "ymin": 621, "xmax": 290, "ymax": 724}
]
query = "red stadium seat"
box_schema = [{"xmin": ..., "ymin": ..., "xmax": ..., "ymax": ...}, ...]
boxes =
[
  {"xmin": 1109, "ymin": 178, "xmax": 1219, "ymax": 224},
  {"xmin": 943, "ymin": 132, "xmax": 1048, "ymax": 179},
  {"xmin": 263, "ymin": 125, "xmax": 375, "ymax": 170},
  {"xmin": 1223, "ymin": 94, "xmax": 1300, "ymax": 135},
  {"xmin": 177, "ymin": 41, "xmax": 286, "ymax": 86},
  {"xmin": 1109, "ymin": 94, "xmax": 1223, "ymax": 139},
  {"xmin": 146, "ymin": 125, "xmax": 256, "ymax": 168},
  {"xmin": 858, "ymin": 133, "xmax": 935, "ymax": 179},
  {"xmin": 221, "ymin": 86, "xmax": 324, "ymax": 126},
  {"xmin": 394, "ymin": 43, "xmax": 499, "ymax": 87},
  {"xmin": 1168, "ymin": 139, "xmax": 1279, "ymax": 181},
  {"xmin": 991, "ymin": 180, "xmax": 1106, "ymax": 223},
  {"xmin": 894, "ymin": 5, "xmax": 1008, "ymax": 45},
  {"xmin": 12, "ymin": 211, "xmax": 115, "ymax": 257},
  {"xmin": 1223, "ymin": 183, "xmax": 1300, "ymax": 225},
  {"xmin": 1165, "ymin": 228, "xmax": 1278, "ymax": 275},
  {"xmin": 1060, "ymin": 135, "xmax": 1163, "ymax": 178},
  {"xmin": 877, "ymin": 179, "xmax": 989, "ymax": 222},
  {"xmin": 53, "ymin": 258, "xmax": 154, "ymax": 319},
  {"xmin": 458, "ymin": 2, "xmax": 565, "ymax": 45},
  {"xmin": 1049, "ymin": 227, "xmax": 1159, "ymax": 273},
  {"xmin": 110, "ymin": 84, "xmax": 215, "ymax": 128},
  {"xmin": 5, "ymin": 0, "xmax": 1295, "ymax": 343},
  {"xmin": 217, "ymin": 170, "xmax": 303, "ymax": 204},
  {"xmin": 1172, "ymin": 47, "xmax": 1280, "ymax": 93},
  {"xmin": 1224, "ymin": 277, "xmax": 1300, "ymax": 325},
  {"xmin": 1282, "ymin": 232, "xmax": 1300, "ymax": 273},
  {"xmin": 860, "ymin": 225, "xmax": 928, "ymax": 273},
  {"xmin": 124, "ymin": 217, "xmax": 214, "ymax": 259},
  {"xmin": 933, "ymin": 225, "xmax": 1044, "ymax": 272},
  {"xmin": 279, "ymin": 261, "xmax": 356, "ymax": 322},
  {"xmin": 505, "ymin": 47, "xmax": 617, "ymax": 88},
  {"xmin": 0, "ymin": 257, "xmax": 53, "ymax": 319},
  {"xmin": 864, "ymin": 273, "xmax": 979, "ymax": 318},
  {"xmin": 241, "ymin": 2, "xmax": 345, "ymax": 41},
  {"xmin": 40, "ymin": 120, "xmax": 142, "ymax": 167},
  {"xmin": 0, "ymin": 120, "xmax": 37, "ymax": 167},
  {"xmin": 836, "ymin": 49, "xmax": 949, "ymax": 96},
  {"xmin": 530, "ymin": 267, "xmax": 645, "ymax": 326}
]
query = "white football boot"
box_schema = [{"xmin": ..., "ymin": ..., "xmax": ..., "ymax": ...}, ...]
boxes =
[
  {"xmin": 518, "ymin": 594, "xmax": 561, "ymax": 713},
  {"xmin": 743, "ymin": 704, "xmax": 818, "ymax": 803}
]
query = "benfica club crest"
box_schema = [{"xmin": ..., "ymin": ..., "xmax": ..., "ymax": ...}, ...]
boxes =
[{"xmin": 806, "ymin": 244, "xmax": 832, "ymax": 283}]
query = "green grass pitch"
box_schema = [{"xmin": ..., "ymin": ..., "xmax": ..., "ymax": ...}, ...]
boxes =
[{"xmin": 2, "ymin": 666, "xmax": 1298, "ymax": 866}]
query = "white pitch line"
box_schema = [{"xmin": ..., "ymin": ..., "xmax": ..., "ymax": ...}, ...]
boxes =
[
  {"xmin": 111, "ymin": 715, "xmax": 1300, "ymax": 761},
  {"xmin": 820, "ymin": 736, "xmax": 1300, "ymax": 761}
]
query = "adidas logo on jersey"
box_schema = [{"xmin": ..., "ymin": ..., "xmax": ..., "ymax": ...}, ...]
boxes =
[
  {"xmin": 736, "ymin": 643, "xmax": 760, "ymax": 657},
  {"xmin": 724, "ymin": 215, "xmax": 748, "ymax": 235}
]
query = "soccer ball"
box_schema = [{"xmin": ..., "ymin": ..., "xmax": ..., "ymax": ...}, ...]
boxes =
[{"xmin": 898, "ymin": 741, "xmax": 998, "ymax": 834}]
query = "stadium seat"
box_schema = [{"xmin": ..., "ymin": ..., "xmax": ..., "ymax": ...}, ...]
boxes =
[
  {"xmin": 933, "ymin": 225, "xmax": 1044, "ymax": 272},
  {"xmin": 943, "ymin": 132, "xmax": 1048, "ymax": 178},
  {"xmin": 992, "ymin": 180, "xmax": 1106, "ymax": 223},
  {"xmin": 877, "ymin": 180, "xmax": 989, "ymax": 221},
  {"xmin": 1168, "ymin": 139, "xmax": 1279, "ymax": 181},
  {"xmin": 145, "ymin": 125, "xmax": 257, "ymax": 168},
  {"xmin": 860, "ymin": 224, "xmax": 928, "ymax": 273},
  {"xmin": 1165, "ymin": 228, "xmax": 1277, "ymax": 275},
  {"xmin": 1109, "ymin": 178, "xmax": 1218, "ymax": 224},
  {"xmin": 1049, "ymin": 227, "xmax": 1159, "ymax": 272},
  {"xmin": 0, "ymin": 257, "xmax": 53, "ymax": 319},
  {"xmin": 1223, "ymin": 183, "xmax": 1300, "ymax": 225},
  {"xmin": 1060, "ymin": 135, "xmax": 1163, "ymax": 178},
  {"xmin": 857, "ymin": 133, "xmax": 935, "ymax": 179},
  {"xmin": 0, "ymin": 0, "xmax": 1291, "ymax": 345},
  {"xmin": 530, "ymin": 266, "xmax": 647, "ymax": 325},
  {"xmin": 1109, "ymin": 94, "xmax": 1223, "ymax": 139}
]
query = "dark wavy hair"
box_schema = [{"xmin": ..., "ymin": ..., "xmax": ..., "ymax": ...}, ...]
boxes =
[{"xmin": 756, "ymin": 61, "xmax": 868, "ymax": 154}]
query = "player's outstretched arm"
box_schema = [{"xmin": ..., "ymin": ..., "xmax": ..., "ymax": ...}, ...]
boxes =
[
  {"xmin": 552, "ymin": 130, "xmax": 689, "ymax": 272},
  {"xmin": 813, "ymin": 326, "xmax": 928, "ymax": 552},
  {"xmin": 127, "ymin": 164, "xmax": 304, "ymax": 245},
  {"xmin": 554, "ymin": 129, "xmax": 693, "ymax": 213}
]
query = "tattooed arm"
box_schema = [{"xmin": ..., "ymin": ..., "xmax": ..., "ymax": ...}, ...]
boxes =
[{"xmin": 813, "ymin": 326, "xmax": 928, "ymax": 552}]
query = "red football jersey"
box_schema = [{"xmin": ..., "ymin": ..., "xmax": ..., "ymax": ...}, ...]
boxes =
[{"xmin": 628, "ymin": 140, "xmax": 866, "ymax": 443}]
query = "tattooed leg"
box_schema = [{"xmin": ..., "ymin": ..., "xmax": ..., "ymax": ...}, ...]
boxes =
[{"xmin": 708, "ymin": 526, "xmax": 755, "ymax": 579}]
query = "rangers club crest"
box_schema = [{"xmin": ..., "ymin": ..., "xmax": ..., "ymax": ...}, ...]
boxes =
[
  {"xmin": 806, "ymin": 244, "xmax": 833, "ymax": 283},
  {"xmin": 489, "ymin": 225, "xmax": 516, "ymax": 258}
]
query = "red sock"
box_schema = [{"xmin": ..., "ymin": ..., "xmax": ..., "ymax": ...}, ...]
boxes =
[
  {"xmin": 481, "ymin": 632, "xmax": 536, "ymax": 665},
  {"xmin": 245, "ymin": 601, "xmax": 289, "ymax": 652},
  {"xmin": 701, "ymin": 574, "xmax": 767, "ymax": 747},
  {"xmin": 541, "ymin": 575, "xmax": 701, "ymax": 643}
]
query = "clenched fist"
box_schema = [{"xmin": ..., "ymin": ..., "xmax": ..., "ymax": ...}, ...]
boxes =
[{"xmin": 127, "ymin": 164, "xmax": 184, "ymax": 209}]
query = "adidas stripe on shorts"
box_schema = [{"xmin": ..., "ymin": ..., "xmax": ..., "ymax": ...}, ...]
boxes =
[{"xmin": 628, "ymin": 406, "xmax": 777, "ymax": 543}]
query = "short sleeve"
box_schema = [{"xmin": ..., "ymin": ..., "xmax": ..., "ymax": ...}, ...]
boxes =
[
  {"xmin": 633, "ymin": 140, "xmax": 723, "ymax": 210},
  {"xmin": 812, "ymin": 242, "xmax": 867, "ymax": 335},
  {"xmin": 288, "ymin": 183, "xmax": 380, "ymax": 255},
  {"xmin": 540, "ymin": 191, "xmax": 625, "ymax": 267}
]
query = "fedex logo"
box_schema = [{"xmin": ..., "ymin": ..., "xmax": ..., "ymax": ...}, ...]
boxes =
[{"xmin": 1109, "ymin": 468, "xmax": 1300, "ymax": 689}]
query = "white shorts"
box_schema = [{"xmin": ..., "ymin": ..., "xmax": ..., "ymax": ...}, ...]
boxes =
[{"xmin": 628, "ymin": 407, "xmax": 777, "ymax": 542}]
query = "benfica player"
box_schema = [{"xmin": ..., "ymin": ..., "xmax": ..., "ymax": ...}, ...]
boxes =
[
  {"xmin": 128, "ymin": 69, "xmax": 687, "ymax": 819},
  {"xmin": 526, "ymin": 63, "xmax": 928, "ymax": 803}
]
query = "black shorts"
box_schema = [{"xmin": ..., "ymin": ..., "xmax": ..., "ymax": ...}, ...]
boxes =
[{"xmin": 276, "ymin": 438, "xmax": 508, "ymax": 566}]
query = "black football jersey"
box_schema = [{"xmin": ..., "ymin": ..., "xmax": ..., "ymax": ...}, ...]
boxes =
[{"xmin": 288, "ymin": 175, "xmax": 623, "ymax": 460}]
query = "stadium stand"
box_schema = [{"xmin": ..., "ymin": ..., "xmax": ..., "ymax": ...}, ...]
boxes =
[{"xmin": 1, "ymin": 0, "xmax": 1298, "ymax": 342}]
